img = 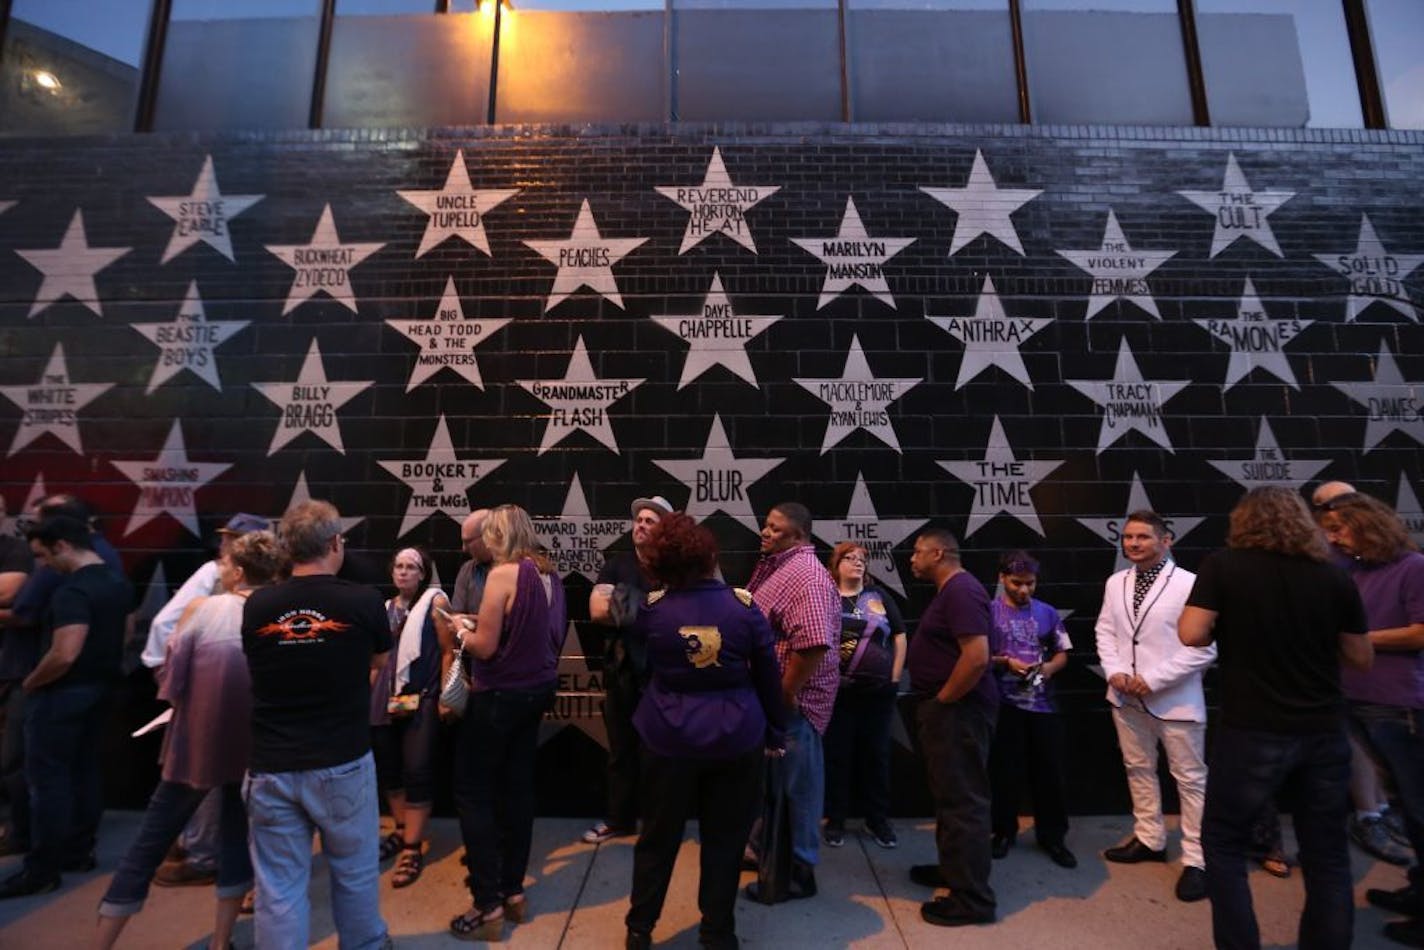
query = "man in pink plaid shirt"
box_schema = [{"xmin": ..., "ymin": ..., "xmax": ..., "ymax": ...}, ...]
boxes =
[{"xmin": 744, "ymin": 502, "xmax": 839, "ymax": 901}]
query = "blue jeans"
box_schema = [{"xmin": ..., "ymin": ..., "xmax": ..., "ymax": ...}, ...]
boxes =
[
  {"xmin": 1350, "ymin": 702, "xmax": 1424, "ymax": 899},
  {"xmin": 1202, "ymin": 726, "xmax": 1352, "ymax": 950},
  {"xmin": 23, "ymin": 681, "xmax": 109, "ymax": 881},
  {"xmin": 100, "ymin": 782, "xmax": 251, "ymax": 915},
  {"xmin": 782, "ymin": 711, "xmax": 824, "ymax": 866},
  {"xmin": 178, "ymin": 788, "xmax": 222, "ymax": 871},
  {"xmin": 243, "ymin": 752, "xmax": 387, "ymax": 950}
]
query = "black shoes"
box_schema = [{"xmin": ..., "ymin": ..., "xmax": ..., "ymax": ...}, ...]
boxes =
[
  {"xmin": 1104, "ymin": 837, "xmax": 1168, "ymax": 864},
  {"xmin": 1042, "ymin": 841, "xmax": 1078, "ymax": 869},
  {"xmin": 0, "ymin": 869, "xmax": 59, "ymax": 899},
  {"xmin": 909, "ymin": 863, "xmax": 947, "ymax": 888},
  {"xmin": 823, "ymin": 823, "xmax": 845, "ymax": 848},
  {"xmin": 626, "ymin": 930, "xmax": 653, "ymax": 950},
  {"xmin": 743, "ymin": 862, "xmax": 817, "ymax": 903},
  {"xmin": 1369, "ymin": 884, "xmax": 1424, "ymax": 917},
  {"xmin": 1175, "ymin": 866, "xmax": 1208, "ymax": 903},
  {"xmin": 1384, "ymin": 918, "xmax": 1424, "ymax": 948},
  {"xmin": 60, "ymin": 852, "xmax": 96, "ymax": 874},
  {"xmin": 920, "ymin": 896, "xmax": 995, "ymax": 927},
  {"xmin": 990, "ymin": 834, "xmax": 1013, "ymax": 859}
]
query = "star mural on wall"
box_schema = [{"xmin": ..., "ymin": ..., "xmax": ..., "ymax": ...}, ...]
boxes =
[
  {"xmin": 0, "ymin": 342, "xmax": 113, "ymax": 457},
  {"xmin": 1313, "ymin": 214, "xmax": 1423, "ymax": 322},
  {"xmin": 130, "ymin": 281, "xmax": 250, "ymax": 395},
  {"xmin": 812, "ymin": 472, "xmax": 927, "ymax": 598},
  {"xmin": 937, "ymin": 416, "xmax": 1065, "ymax": 539},
  {"xmin": 532, "ymin": 473, "xmax": 627, "ymax": 583},
  {"xmin": 655, "ymin": 147, "xmax": 780, "ymax": 254},
  {"xmin": 378, "ymin": 415, "xmax": 506, "ymax": 537},
  {"xmin": 111, "ymin": 420, "xmax": 232, "ymax": 537},
  {"xmin": 1077, "ymin": 472, "xmax": 1206, "ymax": 573},
  {"xmin": 147, "ymin": 154, "xmax": 264, "ymax": 264},
  {"xmin": 1066, "ymin": 337, "xmax": 1189, "ymax": 454},
  {"xmin": 1206, "ymin": 417, "xmax": 1331, "ymax": 492},
  {"xmin": 920, "ymin": 149, "xmax": 1041, "ymax": 256},
  {"xmin": 650, "ymin": 273, "xmax": 782, "ymax": 390},
  {"xmin": 385, "ymin": 276, "xmax": 510, "ymax": 392},
  {"xmin": 1056, "ymin": 209, "xmax": 1176, "ymax": 320},
  {"xmin": 653, "ymin": 414, "xmax": 784, "ymax": 532},
  {"xmin": 1193, "ymin": 277, "xmax": 1310, "ymax": 391},
  {"xmin": 16, "ymin": 210, "xmax": 131, "ymax": 319},
  {"xmin": 517, "ymin": 336, "xmax": 644, "ymax": 455},
  {"xmin": 251, "ymin": 339, "xmax": 373, "ymax": 456},
  {"xmin": 1396, "ymin": 473, "xmax": 1424, "ymax": 547},
  {"xmin": 1332, "ymin": 341, "xmax": 1424, "ymax": 452},
  {"xmin": 539, "ymin": 621, "xmax": 609, "ymax": 750},
  {"xmin": 794, "ymin": 335, "xmax": 921, "ymax": 454},
  {"xmin": 522, "ymin": 199, "xmax": 648, "ymax": 312},
  {"xmin": 926, "ymin": 275, "xmax": 1052, "ymax": 390},
  {"xmin": 284, "ymin": 470, "xmax": 364, "ymax": 532},
  {"xmin": 397, "ymin": 150, "xmax": 519, "ymax": 258},
  {"xmin": 1177, "ymin": 152, "xmax": 1294, "ymax": 258},
  {"xmin": 264, "ymin": 204, "xmax": 384, "ymax": 315},
  {"xmin": 792, "ymin": 196, "xmax": 916, "ymax": 310}
]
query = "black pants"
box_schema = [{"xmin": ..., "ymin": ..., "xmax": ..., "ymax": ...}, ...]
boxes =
[
  {"xmin": 1, "ymin": 681, "xmax": 28, "ymax": 847},
  {"xmin": 988, "ymin": 703, "xmax": 1068, "ymax": 845},
  {"xmin": 823, "ymin": 683, "xmax": 895, "ymax": 827},
  {"xmin": 915, "ymin": 697, "xmax": 996, "ymax": 917},
  {"xmin": 602, "ymin": 666, "xmax": 644, "ymax": 830},
  {"xmin": 626, "ymin": 746, "xmax": 762, "ymax": 944}
]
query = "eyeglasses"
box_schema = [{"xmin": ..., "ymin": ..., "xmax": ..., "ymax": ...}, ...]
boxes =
[{"xmin": 842, "ymin": 554, "xmax": 867, "ymax": 564}]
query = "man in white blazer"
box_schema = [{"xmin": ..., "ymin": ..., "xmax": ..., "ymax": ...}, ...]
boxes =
[{"xmin": 1095, "ymin": 510, "xmax": 1216, "ymax": 903}]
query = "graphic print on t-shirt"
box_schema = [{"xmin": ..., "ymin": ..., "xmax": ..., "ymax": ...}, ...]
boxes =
[{"xmin": 254, "ymin": 609, "xmax": 351, "ymax": 643}]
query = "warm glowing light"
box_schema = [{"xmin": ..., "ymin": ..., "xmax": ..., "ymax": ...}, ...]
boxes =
[
  {"xmin": 480, "ymin": 0, "xmax": 495, "ymax": 18},
  {"xmin": 33, "ymin": 70, "xmax": 61, "ymax": 91}
]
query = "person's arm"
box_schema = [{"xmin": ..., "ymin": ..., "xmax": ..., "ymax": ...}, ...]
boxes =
[
  {"xmin": 891, "ymin": 633, "xmax": 907, "ymax": 685},
  {"xmin": 782, "ymin": 646, "xmax": 829, "ymax": 710},
  {"xmin": 1177, "ymin": 605, "xmax": 1217, "ymax": 647},
  {"xmin": 469, "ymin": 563, "xmax": 518, "ymax": 660},
  {"xmin": 1094, "ymin": 583, "xmax": 1131, "ymax": 694},
  {"xmin": 22, "ymin": 623, "xmax": 87, "ymax": 691},
  {"xmin": 880, "ymin": 593, "xmax": 908, "ymax": 684},
  {"xmin": 0, "ymin": 572, "xmax": 26, "ymax": 609},
  {"xmin": 1340, "ymin": 631, "xmax": 1374, "ymax": 671},
  {"xmin": 1040, "ymin": 649, "xmax": 1068, "ymax": 678},
  {"xmin": 142, "ymin": 561, "xmax": 220, "ymax": 669},
  {"xmin": 936, "ymin": 634, "xmax": 989, "ymax": 705},
  {"xmin": 746, "ymin": 610, "xmax": 788, "ymax": 750},
  {"xmin": 1368, "ymin": 623, "xmax": 1424, "ymax": 651}
]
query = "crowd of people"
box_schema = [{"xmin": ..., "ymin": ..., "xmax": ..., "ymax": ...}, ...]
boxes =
[{"xmin": 0, "ymin": 479, "xmax": 1418, "ymax": 949}]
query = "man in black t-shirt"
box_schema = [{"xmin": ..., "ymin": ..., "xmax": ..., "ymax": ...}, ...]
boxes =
[
  {"xmin": 0, "ymin": 515, "xmax": 128, "ymax": 898},
  {"xmin": 1179, "ymin": 486, "xmax": 1371, "ymax": 950},
  {"xmin": 241, "ymin": 500, "xmax": 391, "ymax": 949}
]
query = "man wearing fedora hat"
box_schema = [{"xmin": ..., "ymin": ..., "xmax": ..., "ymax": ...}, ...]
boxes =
[{"xmin": 584, "ymin": 495, "xmax": 674, "ymax": 844}]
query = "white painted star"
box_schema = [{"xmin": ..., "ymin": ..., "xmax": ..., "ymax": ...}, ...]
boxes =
[
  {"xmin": 652, "ymin": 414, "xmax": 784, "ymax": 532},
  {"xmin": 1066, "ymin": 336, "xmax": 1188, "ymax": 454},
  {"xmin": 794, "ymin": 335, "xmax": 921, "ymax": 454},
  {"xmin": 654, "ymin": 147, "xmax": 780, "ymax": 254},
  {"xmin": 0, "ymin": 201, "xmax": 12, "ymax": 217},
  {"xmin": 284, "ymin": 471, "xmax": 364, "ymax": 533},
  {"xmin": 1313, "ymin": 214, "xmax": 1424, "ymax": 322},
  {"xmin": 147, "ymin": 155, "xmax": 264, "ymax": 264},
  {"xmin": 532, "ymin": 473, "xmax": 627, "ymax": 583},
  {"xmin": 130, "ymin": 281, "xmax": 250, "ymax": 395},
  {"xmin": 111, "ymin": 420, "xmax": 232, "ymax": 537},
  {"xmin": 927, "ymin": 275, "xmax": 1052, "ymax": 390},
  {"xmin": 517, "ymin": 336, "xmax": 643, "ymax": 455},
  {"xmin": 650, "ymin": 272, "xmax": 782, "ymax": 390},
  {"xmin": 1332, "ymin": 341, "xmax": 1424, "ymax": 452},
  {"xmin": 386, "ymin": 276, "xmax": 510, "ymax": 392},
  {"xmin": 522, "ymin": 199, "xmax": 648, "ymax": 312},
  {"xmin": 1395, "ymin": 473, "xmax": 1424, "ymax": 548},
  {"xmin": 1076, "ymin": 472, "xmax": 1206, "ymax": 572},
  {"xmin": 134, "ymin": 561, "xmax": 171, "ymax": 631},
  {"xmin": 792, "ymin": 196, "xmax": 916, "ymax": 310},
  {"xmin": 539, "ymin": 622, "xmax": 609, "ymax": 750},
  {"xmin": 1193, "ymin": 277, "xmax": 1310, "ymax": 391},
  {"xmin": 397, "ymin": 150, "xmax": 519, "ymax": 258},
  {"xmin": 264, "ymin": 204, "xmax": 384, "ymax": 315},
  {"xmin": 811, "ymin": 472, "xmax": 927, "ymax": 598},
  {"xmin": 251, "ymin": 338, "xmax": 373, "ymax": 455},
  {"xmin": 1056, "ymin": 209, "xmax": 1177, "ymax": 320},
  {"xmin": 21, "ymin": 472, "xmax": 47, "ymax": 516},
  {"xmin": 0, "ymin": 342, "xmax": 113, "ymax": 457},
  {"xmin": 1177, "ymin": 153, "xmax": 1294, "ymax": 258},
  {"xmin": 15, "ymin": 210, "xmax": 131, "ymax": 319},
  {"xmin": 920, "ymin": 149, "xmax": 1041, "ymax": 256},
  {"xmin": 937, "ymin": 416, "xmax": 1065, "ymax": 538},
  {"xmin": 1206, "ymin": 417, "xmax": 1331, "ymax": 492},
  {"xmin": 378, "ymin": 415, "xmax": 506, "ymax": 537}
]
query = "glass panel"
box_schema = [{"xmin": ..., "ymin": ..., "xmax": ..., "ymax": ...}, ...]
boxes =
[
  {"xmin": 338, "ymin": 0, "xmax": 437, "ymax": 11},
  {"xmin": 450, "ymin": 0, "xmax": 479, "ymax": 10},
  {"xmin": 324, "ymin": 10, "xmax": 494, "ymax": 127},
  {"xmin": 1365, "ymin": 0, "xmax": 1424, "ymax": 130},
  {"xmin": 1022, "ymin": 0, "xmax": 1194, "ymax": 125},
  {"xmin": 152, "ymin": 0, "xmax": 322, "ymax": 132},
  {"xmin": 847, "ymin": 0, "xmax": 1018, "ymax": 123},
  {"xmin": 518, "ymin": 0, "xmax": 664, "ymax": 8},
  {"xmin": 1195, "ymin": 1, "xmax": 1361, "ymax": 128},
  {"xmin": 0, "ymin": 0, "xmax": 152, "ymax": 136}
]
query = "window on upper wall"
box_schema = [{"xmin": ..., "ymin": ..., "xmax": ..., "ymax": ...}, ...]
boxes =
[
  {"xmin": 152, "ymin": 0, "xmax": 322, "ymax": 132},
  {"xmin": 846, "ymin": 0, "xmax": 1019, "ymax": 123},
  {"xmin": 1194, "ymin": 1, "xmax": 1361, "ymax": 128},
  {"xmin": 1364, "ymin": 0, "xmax": 1424, "ymax": 130},
  {"xmin": 1021, "ymin": 0, "xmax": 1194, "ymax": 126},
  {"xmin": 0, "ymin": 0, "xmax": 153, "ymax": 136},
  {"xmin": 323, "ymin": 0, "xmax": 494, "ymax": 128}
]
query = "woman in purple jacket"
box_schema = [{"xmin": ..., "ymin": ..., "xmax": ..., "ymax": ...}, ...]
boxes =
[{"xmin": 624, "ymin": 513, "xmax": 787, "ymax": 950}]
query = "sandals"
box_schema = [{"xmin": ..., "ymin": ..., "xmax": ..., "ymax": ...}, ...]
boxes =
[
  {"xmin": 450, "ymin": 904, "xmax": 504, "ymax": 941},
  {"xmin": 1260, "ymin": 851, "xmax": 1291, "ymax": 879},
  {"xmin": 392, "ymin": 846, "xmax": 424, "ymax": 889},
  {"xmin": 379, "ymin": 828, "xmax": 405, "ymax": 861}
]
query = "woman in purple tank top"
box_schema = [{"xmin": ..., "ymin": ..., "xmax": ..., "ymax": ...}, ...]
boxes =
[{"xmin": 448, "ymin": 504, "xmax": 567, "ymax": 941}]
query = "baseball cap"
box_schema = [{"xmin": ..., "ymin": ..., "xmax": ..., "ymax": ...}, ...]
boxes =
[
  {"xmin": 217, "ymin": 512, "xmax": 271, "ymax": 536},
  {"xmin": 630, "ymin": 496, "xmax": 674, "ymax": 519}
]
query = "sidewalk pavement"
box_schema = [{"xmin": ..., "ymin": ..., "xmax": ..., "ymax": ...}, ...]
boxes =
[{"xmin": 0, "ymin": 813, "xmax": 1407, "ymax": 948}]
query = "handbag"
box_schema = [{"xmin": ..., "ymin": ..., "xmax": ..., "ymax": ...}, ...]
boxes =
[{"xmin": 440, "ymin": 636, "xmax": 469, "ymax": 717}]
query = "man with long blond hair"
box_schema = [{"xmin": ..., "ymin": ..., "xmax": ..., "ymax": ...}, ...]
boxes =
[{"xmin": 1180, "ymin": 486, "xmax": 1372, "ymax": 950}]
